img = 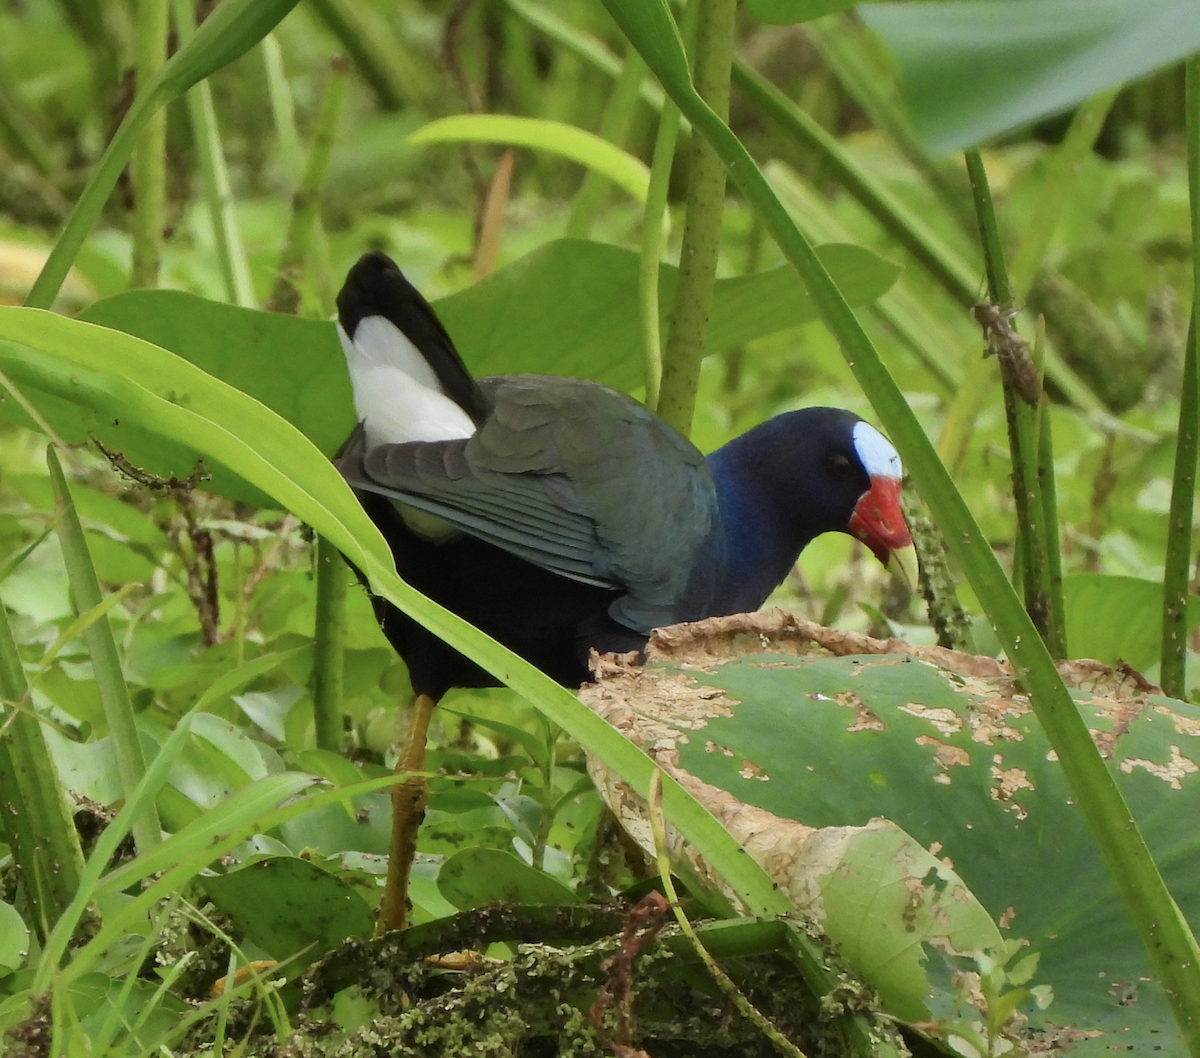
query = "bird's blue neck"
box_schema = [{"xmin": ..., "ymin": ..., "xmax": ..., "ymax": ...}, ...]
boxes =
[{"xmin": 701, "ymin": 441, "xmax": 812, "ymax": 616}]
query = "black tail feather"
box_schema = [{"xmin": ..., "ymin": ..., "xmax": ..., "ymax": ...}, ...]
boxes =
[{"xmin": 336, "ymin": 251, "xmax": 489, "ymax": 425}]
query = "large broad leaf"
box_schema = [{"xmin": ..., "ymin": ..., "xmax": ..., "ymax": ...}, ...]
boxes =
[
  {"xmin": 202, "ymin": 855, "xmax": 373, "ymax": 967},
  {"xmin": 587, "ymin": 617, "xmax": 1200, "ymax": 1049},
  {"xmin": 860, "ymin": 0, "xmax": 1200, "ymax": 154},
  {"xmin": 1063, "ymin": 575, "xmax": 1200, "ymax": 675},
  {"xmin": 48, "ymin": 238, "xmax": 895, "ymax": 504}
]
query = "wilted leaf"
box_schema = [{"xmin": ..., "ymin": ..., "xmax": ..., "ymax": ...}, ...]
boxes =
[{"xmin": 582, "ymin": 611, "xmax": 1200, "ymax": 1043}]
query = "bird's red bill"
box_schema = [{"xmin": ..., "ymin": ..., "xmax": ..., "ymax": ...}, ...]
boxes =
[{"xmin": 848, "ymin": 475, "xmax": 911, "ymax": 565}]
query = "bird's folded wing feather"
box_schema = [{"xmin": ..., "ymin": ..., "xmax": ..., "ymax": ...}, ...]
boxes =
[{"xmin": 337, "ymin": 375, "xmax": 718, "ymax": 617}]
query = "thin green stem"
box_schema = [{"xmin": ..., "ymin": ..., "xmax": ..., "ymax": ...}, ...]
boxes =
[
  {"xmin": 658, "ymin": 0, "xmax": 737, "ymax": 437},
  {"xmin": 312, "ymin": 535, "xmax": 347, "ymax": 751},
  {"xmin": 266, "ymin": 56, "xmax": 348, "ymax": 315},
  {"xmin": 304, "ymin": 0, "xmax": 433, "ymax": 110},
  {"xmin": 566, "ymin": 50, "xmax": 646, "ymax": 239},
  {"xmin": 639, "ymin": 2, "xmax": 694, "ymax": 409},
  {"xmin": 130, "ymin": 0, "xmax": 169, "ymax": 289},
  {"xmin": 1039, "ymin": 396, "xmax": 1067, "ymax": 661},
  {"xmin": 48, "ymin": 446, "xmax": 161, "ymax": 852},
  {"xmin": 261, "ymin": 33, "xmax": 304, "ymax": 190},
  {"xmin": 172, "ymin": 0, "xmax": 256, "ymax": 308},
  {"xmin": 648, "ymin": 770, "xmax": 809, "ymax": 1058},
  {"xmin": 1162, "ymin": 58, "xmax": 1200, "ymax": 699},
  {"xmin": 964, "ymin": 149, "xmax": 1062, "ymax": 655},
  {"xmin": 0, "ymin": 603, "xmax": 85, "ymax": 942}
]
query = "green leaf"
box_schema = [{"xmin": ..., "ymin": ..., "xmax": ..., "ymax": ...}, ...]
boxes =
[
  {"xmin": 744, "ymin": 0, "xmax": 854, "ymax": 25},
  {"xmin": 437, "ymin": 847, "xmax": 579, "ymax": 909},
  {"xmin": 646, "ymin": 651, "xmax": 1200, "ymax": 1041},
  {"xmin": 860, "ymin": 0, "xmax": 1200, "ymax": 154},
  {"xmin": 604, "ymin": 0, "xmax": 1200, "ymax": 1034},
  {"xmin": 1064, "ymin": 575, "xmax": 1200, "ymax": 675},
  {"xmin": 202, "ymin": 855, "xmax": 373, "ymax": 965},
  {"xmin": 597, "ymin": 1, "xmax": 690, "ymax": 92},
  {"xmin": 157, "ymin": 0, "xmax": 299, "ymax": 99},
  {"xmin": 0, "ymin": 901, "xmax": 29, "ymax": 972},
  {"xmin": 279, "ymin": 791, "xmax": 392, "ymax": 857},
  {"xmin": 410, "ymin": 115, "xmax": 651, "ymax": 203},
  {"xmin": 74, "ymin": 291, "xmax": 351, "ymax": 506}
]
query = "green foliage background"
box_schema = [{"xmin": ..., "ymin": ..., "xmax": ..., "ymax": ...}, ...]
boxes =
[{"xmin": 0, "ymin": 0, "xmax": 1197, "ymax": 1054}]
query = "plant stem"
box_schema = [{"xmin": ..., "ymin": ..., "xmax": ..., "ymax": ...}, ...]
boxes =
[
  {"xmin": 172, "ymin": 0, "xmax": 256, "ymax": 308},
  {"xmin": 964, "ymin": 149, "xmax": 1063, "ymax": 657},
  {"xmin": 1038, "ymin": 392, "xmax": 1067, "ymax": 660},
  {"xmin": 260, "ymin": 53, "xmax": 350, "ymax": 745},
  {"xmin": 261, "ymin": 33, "xmax": 304, "ymax": 188},
  {"xmin": 473, "ymin": 150, "xmax": 515, "ymax": 281},
  {"xmin": 48, "ymin": 446, "xmax": 161, "ymax": 852},
  {"xmin": 639, "ymin": 103, "xmax": 680, "ymax": 410},
  {"xmin": 312, "ymin": 534, "xmax": 347, "ymax": 751},
  {"xmin": 305, "ymin": 0, "xmax": 433, "ymax": 110},
  {"xmin": 0, "ymin": 603, "xmax": 85, "ymax": 942},
  {"xmin": 648, "ymin": 771, "xmax": 810, "ymax": 1058},
  {"xmin": 267, "ymin": 55, "xmax": 348, "ymax": 315},
  {"xmin": 639, "ymin": 0, "xmax": 699, "ymax": 409},
  {"xmin": 130, "ymin": 0, "xmax": 169, "ymax": 288},
  {"xmin": 566, "ymin": 48, "xmax": 646, "ymax": 239},
  {"xmin": 1162, "ymin": 59, "xmax": 1200, "ymax": 699},
  {"xmin": 658, "ymin": 0, "xmax": 737, "ymax": 437}
]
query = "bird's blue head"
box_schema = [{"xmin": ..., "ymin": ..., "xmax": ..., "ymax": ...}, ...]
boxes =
[{"xmin": 706, "ymin": 407, "xmax": 915, "ymax": 609}]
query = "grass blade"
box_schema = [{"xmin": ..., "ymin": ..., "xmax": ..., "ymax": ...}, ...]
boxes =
[{"xmin": 48, "ymin": 445, "xmax": 161, "ymax": 852}]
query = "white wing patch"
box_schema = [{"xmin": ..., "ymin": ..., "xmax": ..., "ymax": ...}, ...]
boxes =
[
  {"xmin": 852, "ymin": 421, "xmax": 902, "ymax": 480},
  {"xmin": 338, "ymin": 317, "xmax": 475, "ymax": 448}
]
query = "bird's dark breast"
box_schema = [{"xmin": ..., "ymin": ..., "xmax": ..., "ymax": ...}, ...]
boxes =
[{"xmin": 357, "ymin": 490, "xmax": 644, "ymax": 700}]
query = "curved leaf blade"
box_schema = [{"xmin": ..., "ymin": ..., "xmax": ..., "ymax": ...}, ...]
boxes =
[
  {"xmin": 410, "ymin": 115, "xmax": 651, "ymax": 203},
  {"xmin": 860, "ymin": 0, "xmax": 1200, "ymax": 154}
]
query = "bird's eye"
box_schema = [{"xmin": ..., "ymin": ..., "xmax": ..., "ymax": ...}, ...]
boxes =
[{"xmin": 826, "ymin": 451, "xmax": 854, "ymax": 479}]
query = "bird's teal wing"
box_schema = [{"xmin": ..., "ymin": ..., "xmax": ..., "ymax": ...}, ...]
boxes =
[{"xmin": 337, "ymin": 375, "xmax": 718, "ymax": 630}]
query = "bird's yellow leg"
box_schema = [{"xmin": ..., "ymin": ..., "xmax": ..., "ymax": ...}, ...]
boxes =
[{"xmin": 376, "ymin": 693, "xmax": 436, "ymax": 935}]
